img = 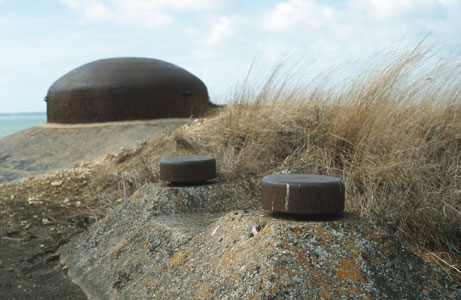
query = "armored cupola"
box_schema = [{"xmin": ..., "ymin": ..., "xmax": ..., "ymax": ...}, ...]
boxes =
[{"xmin": 46, "ymin": 57, "xmax": 209, "ymax": 123}]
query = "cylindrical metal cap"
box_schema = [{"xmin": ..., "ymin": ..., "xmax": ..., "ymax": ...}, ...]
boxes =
[
  {"xmin": 159, "ymin": 156, "xmax": 216, "ymax": 183},
  {"xmin": 261, "ymin": 174, "xmax": 345, "ymax": 214}
]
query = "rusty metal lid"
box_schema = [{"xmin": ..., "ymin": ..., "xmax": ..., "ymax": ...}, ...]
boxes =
[
  {"xmin": 160, "ymin": 156, "xmax": 216, "ymax": 183},
  {"xmin": 261, "ymin": 174, "xmax": 345, "ymax": 214}
]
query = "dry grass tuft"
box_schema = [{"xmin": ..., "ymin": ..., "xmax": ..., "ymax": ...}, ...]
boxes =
[{"xmin": 111, "ymin": 45, "xmax": 460, "ymax": 280}]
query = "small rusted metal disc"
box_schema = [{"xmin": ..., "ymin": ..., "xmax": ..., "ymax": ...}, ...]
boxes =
[
  {"xmin": 261, "ymin": 174, "xmax": 345, "ymax": 214},
  {"xmin": 160, "ymin": 156, "xmax": 216, "ymax": 183}
]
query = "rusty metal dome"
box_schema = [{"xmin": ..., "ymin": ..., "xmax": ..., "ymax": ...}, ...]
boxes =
[{"xmin": 46, "ymin": 57, "xmax": 209, "ymax": 123}]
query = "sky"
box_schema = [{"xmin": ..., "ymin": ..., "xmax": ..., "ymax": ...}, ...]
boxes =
[{"xmin": 0, "ymin": 0, "xmax": 460, "ymax": 113}]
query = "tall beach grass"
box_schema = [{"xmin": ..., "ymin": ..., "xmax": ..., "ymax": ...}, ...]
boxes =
[{"xmin": 113, "ymin": 44, "xmax": 460, "ymax": 280}]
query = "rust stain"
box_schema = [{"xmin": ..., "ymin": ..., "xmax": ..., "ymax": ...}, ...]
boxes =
[
  {"xmin": 336, "ymin": 258, "xmax": 363, "ymax": 282},
  {"xmin": 168, "ymin": 250, "xmax": 186, "ymax": 267},
  {"xmin": 313, "ymin": 225, "xmax": 332, "ymax": 242},
  {"xmin": 111, "ymin": 238, "xmax": 128, "ymax": 258},
  {"xmin": 343, "ymin": 239, "xmax": 361, "ymax": 260},
  {"xmin": 292, "ymin": 227, "xmax": 304, "ymax": 235},
  {"xmin": 227, "ymin": 274, "xmax": 240, "ymax": 283},
  {"xmin": 222, "ymin": 245, "xmax": 242, "ymax": 267},
  {"xmin": 265, "ymin": 241, "xmax": 275, "ymax": 247},
  {"xmin": 282, "ymin": 239, "xmax": 289, "ymax": 247},
  {"xmin": 320, "ymin": 289, "xmax": 333, "ymax": 300},
  {"xmin": 261, "ymin": 227, "xmax": 271, "ymax": 236},
  {"xmin": 131, "ymin": 189, "xmax": 140, "ymax": 199},
  {"xmin": 222, "ymin": 251, "xmax": 236, "ymax": 267},
  {"xmin": 291, "ymin": 245, "xmax": 309, "ymax": 266},
  {"xmin": 195, "ymin": 282, "xmax": 212, "ymax": 299}
]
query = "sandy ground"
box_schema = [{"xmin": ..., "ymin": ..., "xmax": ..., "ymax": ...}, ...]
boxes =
[
  {"xmin": 0, "ymin": 119, "xmax": 191, "ymax": 299},
  {"xmin": 0, "ymin": 118, "xmax": 192, "ymax": 185}
]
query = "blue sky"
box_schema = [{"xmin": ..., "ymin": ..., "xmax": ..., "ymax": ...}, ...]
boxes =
[{"xmin": 0, "ymin": 0, "xmax": 460, "ymax": 113}]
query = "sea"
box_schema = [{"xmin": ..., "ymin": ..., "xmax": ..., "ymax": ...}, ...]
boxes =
[{"xmin": 0, "ymin": 113, "xmax": 47, "ymax": 138}]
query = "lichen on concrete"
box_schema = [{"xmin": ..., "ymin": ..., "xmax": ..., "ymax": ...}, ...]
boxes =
[{"xmin": 59, "ymin": 183, "xmax": 460, "ymax": 299}]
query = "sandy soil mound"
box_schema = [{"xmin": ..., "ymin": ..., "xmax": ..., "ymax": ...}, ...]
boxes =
[
  {"xmin": 0, "ymin": 118, "xmax": 192, "ymax": 184},
  {"xmin": 0, "ymin": 118, "xmax": 191, "ymax": 299}
]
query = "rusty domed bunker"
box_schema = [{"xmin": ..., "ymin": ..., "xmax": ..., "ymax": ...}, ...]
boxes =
[{"xmin": 46, "ymin": 57, "xmax": 209, "ymax": 123}]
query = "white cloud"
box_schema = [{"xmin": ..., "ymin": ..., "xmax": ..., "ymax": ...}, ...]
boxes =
[
  {"xmin": 190, "ymin": 16, "xmax": 239, "ymax": 59},
  {"xmin": 348, "ymin": 0, "xmax": 446, "ymax": 22},
  {"xmin": 203, "ymin": 17, "xmax": 235, "ymax": 46},
  {"xmin": 259, "ymin": 0, "xmax": 460, "ymax": 59},
  {"xmin": 183, "ymin": 26, "xmax": 200, "ymax": 37},
  {"xmin": 61, "ymin": 0, "xmax": 228, "ymax": 28},
  {"xmin": 263, "ymin": 0, "xmax": 336, "ymax": 31},
  {"xmin": 62, "ymin": 0, "xmax": 225, "ymax": 13},
  {"xmin": 83, "ymin": 2, "xmax": 113, "ymax": 20},
  {"xmin": 263, "ymin": 0, "xmax": 450, "ymax": 32}
]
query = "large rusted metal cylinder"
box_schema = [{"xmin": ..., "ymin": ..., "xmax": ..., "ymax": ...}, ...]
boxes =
[
  {"xmin": 46, "ymin": 57, "xmax": 209, "ymax": 123},
  {"xmin": 261, "ymin": 174, "xmax": 345, "ymax": 215}
]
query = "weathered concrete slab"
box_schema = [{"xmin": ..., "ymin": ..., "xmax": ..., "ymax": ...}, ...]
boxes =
[
  {"xmin": 0, "ymin": 119, "xmax": 192, "ymax": 184},
  {"xmin": 59, "ymin": 183, "xmax": 460, "ymax": 299}
]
